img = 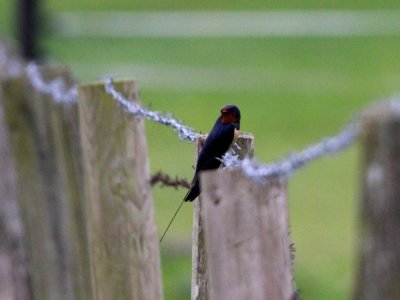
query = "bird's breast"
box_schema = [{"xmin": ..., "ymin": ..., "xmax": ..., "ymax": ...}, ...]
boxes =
[{"xmin": 230, "ymin": 129, "xmax": 240, "ymax": 148}]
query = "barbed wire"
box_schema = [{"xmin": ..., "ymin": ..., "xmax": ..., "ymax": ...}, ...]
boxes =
[
  {"xmin": 26, "ymin": 63, "xmax": 78, "ymax": 103},
  {"xmin": 104, "ymin": 78, "xmax": 199, "ymax": 142},
  {"xmin": 3, "ymin": 52, "xmax": 400, "ymax": 184},
  {"xmin": 222, "ymin": 121, "xmax": 359, "ymax": 182},
  {"xmin": 23, "ymin": 62, "xmax": 200, "ymax": 142}
]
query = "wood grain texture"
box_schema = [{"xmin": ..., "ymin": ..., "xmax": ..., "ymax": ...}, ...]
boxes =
[
  {"xmin": 78, "ymin": 79, "xmax": 163, "ymax": 300},
  {"xmin": 0, "ymin": 79, "xmax": 31, "ymax": 300},
  {"xmin": 44, "ymin": 67, "xmax": 92, "ymax": 300},
  {"xmin": 2, "ymin": 66, "xmax": 92, "ymax": 300},
  {"xmin": 355, "ymin": 104, "xmax": 400, "ymax": 300},
  {"xmin": 191, "ymin": 133, "xmax": 254, "ymax": 300},
  {"xmin": 200, "ymin": 171, "xmax": 292, "ymax": 300}
]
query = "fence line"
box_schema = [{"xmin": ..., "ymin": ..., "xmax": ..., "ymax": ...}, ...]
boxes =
[
  {"xmin": 3, "ymin": 41, "xmax": 400, "ymax": 300},
  {"xmin": 5, "ymin": 58, "xmax": 400, "ymax": 185}
]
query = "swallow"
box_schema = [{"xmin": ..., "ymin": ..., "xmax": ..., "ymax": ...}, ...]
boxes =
[{"xmin": 184, "ymin": 104, "xmax": 241, "ymax": 202}]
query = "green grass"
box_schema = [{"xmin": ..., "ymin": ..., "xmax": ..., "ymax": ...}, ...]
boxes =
[
  {"xmin": 2, "ymin": 2, "xmax": 400, "ymax": 299},
  {"xmin": 47, "ymin": 0, "xmax": 400, "ymax": 11}
]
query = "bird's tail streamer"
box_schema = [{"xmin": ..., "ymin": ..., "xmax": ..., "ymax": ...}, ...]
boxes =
[{"xmin": 159, "ymin": 199, "xmax": 185, "ymax": 243}]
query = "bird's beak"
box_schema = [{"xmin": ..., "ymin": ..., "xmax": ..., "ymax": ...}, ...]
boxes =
[{"xmin": 233, "ymin": 122, "xmax": 240, "ymax": 130}]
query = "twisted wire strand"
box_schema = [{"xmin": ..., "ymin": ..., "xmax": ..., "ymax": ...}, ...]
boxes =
[
  {"xmin": 104, "ymin": 78, "xmax": 199, "ymax": 142},
  {"xmin": 222, "ymin": 122, "xmax": 359, "ymax": 181},
  {"xmin": 26, "ymin": 63, "xmax": 78, "ymax": 103}
]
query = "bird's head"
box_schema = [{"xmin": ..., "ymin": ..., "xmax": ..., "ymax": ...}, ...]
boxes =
[{"xmin": 220, "ymin": 104, "xmax": 241, "ymax": 130}]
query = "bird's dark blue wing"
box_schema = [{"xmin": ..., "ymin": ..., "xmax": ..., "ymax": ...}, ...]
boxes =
[
  {"xmin": 196, "ymin": 119, "xmax": 235, "ymax": 172},
  {"xmin": 184, "ymin": 119, "xmax": 235, "ymax": 202}
]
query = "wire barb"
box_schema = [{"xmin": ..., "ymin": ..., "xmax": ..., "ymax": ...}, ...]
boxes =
[{"xmin": 150, "ymin": 171, "xmax": 190, "ymax": 189}]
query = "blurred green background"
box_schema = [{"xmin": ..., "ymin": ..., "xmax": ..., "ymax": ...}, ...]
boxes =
[{"xmin": 2, "ymin": 1, "xmax": 400, "ymax": 299}]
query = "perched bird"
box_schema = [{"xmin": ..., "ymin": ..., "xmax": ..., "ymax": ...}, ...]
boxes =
[{"xmin": 184, "ymin": 104, "xmax": 241, "ymax": 202}]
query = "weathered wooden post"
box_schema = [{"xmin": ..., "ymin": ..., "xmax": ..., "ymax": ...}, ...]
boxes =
[
  {"xmin": 191, "ymin": 133, "xmax": 254, "ymax": 300},
  {"xmin": 200, "ymin": 170, "xmax": 292, "ymax": 300},
  {"xmin": 2, "ymin": 66, "xmax": 91, "ymax": 300},
  {"xmin": 0, "ymin": 40, "xmax": 23, "ymax": 79},
  {"xmin": 354, "ymin": 102, "xmax": 400, "ymax": 300},
  {"xmin": 78, "ymin": 79, "xmax": 163, "ymax": 300},
  {"xmin": 0, "ymin": 82, "xmax": 31, "ymax": 300},
  {"xmin": 41, "ymin": 67, "xmax": 92, "ymax": 300}
]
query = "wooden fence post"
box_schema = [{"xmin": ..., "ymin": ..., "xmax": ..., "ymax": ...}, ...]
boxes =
[
  {"xmin": 41, "ymin": 67, "xmax": 92, "ymax": 300},
  {"xmin": 0, "ymin": 81, "xmax": 31, "ymax": 300},
  {"xmin": 191, "ymin": 133, "xmax": 254, "ymax": 300},
  {"xmin": 78, "ymin": 80, "xmax": 163, "ymax": 300},
  {"xmin": 2, "ymin": 66, "xmax": 91, "ymax": 300},
  {"xmin": 200, "ymin": 171, "xmax": 292, "ymax": 300},
  {"xmin": 354, "ymin": 103, "xmax": 400, "ymax": 300}
]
